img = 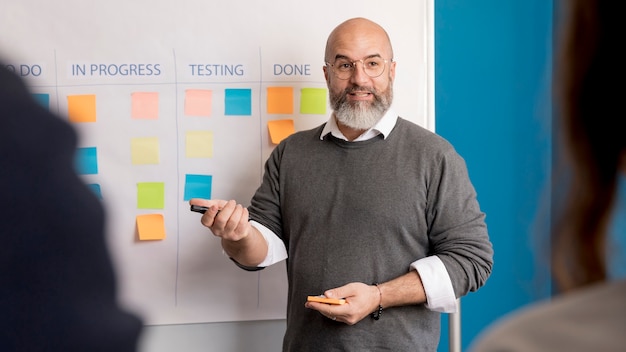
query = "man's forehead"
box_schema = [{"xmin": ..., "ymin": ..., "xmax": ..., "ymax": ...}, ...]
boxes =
[
  {"xmin": 325, "ymin": 18, "xmax": 393, "ymax": 60},
  {"xmin": 329, "ymin": 39, "xmax": 389, "ymax": 60}
]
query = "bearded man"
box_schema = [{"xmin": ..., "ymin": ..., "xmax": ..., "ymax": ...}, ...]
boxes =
[{"xmin": 191, "ymin": 17, "xmax": 493, "ymax": 352}]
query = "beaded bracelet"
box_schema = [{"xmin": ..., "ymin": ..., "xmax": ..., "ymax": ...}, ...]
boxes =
[{"xmin": 371, "ymin": 283, "xmax": 383, "ymax": 320}]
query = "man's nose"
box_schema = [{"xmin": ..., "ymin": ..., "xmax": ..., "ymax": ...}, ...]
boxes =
[{"xmin": 349, "ymin": 61, "xmax": 369, "ymax": 84}]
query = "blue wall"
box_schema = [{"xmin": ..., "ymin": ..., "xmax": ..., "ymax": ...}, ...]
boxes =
[{"xmin": 435, "ymin": 1, "xmax": 554, "ymax": 350}]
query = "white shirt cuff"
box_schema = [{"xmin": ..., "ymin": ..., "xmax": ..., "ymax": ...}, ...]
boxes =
[
  {"xmin": 250, "ymin": 220, "xmax": 288, "ymax": 267},
  {"xmin": 410, "ymin": 256, "xmax": 458, "ymax": 313}
]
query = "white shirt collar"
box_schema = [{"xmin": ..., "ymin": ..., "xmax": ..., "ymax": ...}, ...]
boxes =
[{"xmin": 320, "ymin": 109, "xmax": 398, "ymax": 141}]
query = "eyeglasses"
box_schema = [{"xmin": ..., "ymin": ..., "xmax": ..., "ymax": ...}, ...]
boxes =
[{"xmin": 325, "ymin": 56, "xmax": 391, "ymax": 80}]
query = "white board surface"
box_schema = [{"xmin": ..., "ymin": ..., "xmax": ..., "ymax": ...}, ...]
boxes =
[{"xmin": 0, "ymin": 0, "xmax": 433, "ymax": 325}]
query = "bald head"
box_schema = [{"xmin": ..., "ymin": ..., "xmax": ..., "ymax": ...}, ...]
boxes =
[{"xmin": 324, "ymin": 18, "xmax": 394, "ymax": 62}]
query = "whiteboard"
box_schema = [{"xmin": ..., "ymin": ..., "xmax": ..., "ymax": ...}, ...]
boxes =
[{"xmin": 0, "ymin": 0, "xmax": 433, "ymax": 325}]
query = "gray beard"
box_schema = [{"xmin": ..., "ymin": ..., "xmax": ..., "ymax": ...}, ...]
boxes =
[{"xmin": 330, "ymin": 85, "xmax": 393, "ymax": 131}]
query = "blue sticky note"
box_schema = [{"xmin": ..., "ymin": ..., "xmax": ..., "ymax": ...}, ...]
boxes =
[
  {"xmin": 32, "ymin": 93, "xmax": 50, "ymax": 110},
  {"xmin": 87, "ymin": 184, "xmax": 102, "ymax": 199},
  {"xmin": 225, "ymin": 88, "xmax": 252, "ymax": 116},
  {"xmin": 608, "ymin": 176, "xmax": 626, "ymax": 279},
  {"xmin": 184, "ymin": 174, "xmax": 213, "ymax": 200},
  {"xmin": 75, "ymin": 147, "xmax": 98, "ymax": 175}
]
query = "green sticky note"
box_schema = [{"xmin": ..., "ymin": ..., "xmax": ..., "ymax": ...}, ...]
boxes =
[
  {"xmin": 300, "ymin": 88, "xmax": 327, "ymax": 115},
  {"xmin": 137, "ymin": 182, "xmax": 165, "ymax": 209}
]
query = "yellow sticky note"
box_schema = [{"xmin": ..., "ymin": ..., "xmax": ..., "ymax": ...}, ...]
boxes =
[
  {"xmin": 267, "ymin": 87, "xmax": 293, "ymax": 114},
  {"xmin": 185, "ymin": 89, "xmax": 212, "ymax": 116},
  {"xmin": 136, "ymin": 214, "xmax": 166, "ymax": 241},
  {"xmin": 67, "ymin": 94, "xmax": 96, "ymax": 123},
  {"xmin": 131, "ymin": 92, "xmax": 159, "ymax": 120},
  {"xmin": 131, "ymin": 137, "xmax": 160, "ymax": 165},
  {"xmin": 186, "ymin": 131, "xmax": 213, "ymax": 158},
  {"xmin": 267, "ymin": 119, "xmax": 295, "ymax": 145}
]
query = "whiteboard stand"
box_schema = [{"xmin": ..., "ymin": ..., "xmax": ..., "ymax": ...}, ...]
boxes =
[{"xmin": 448, "ymin": 298, "xmax": 461, "ymax": 352}]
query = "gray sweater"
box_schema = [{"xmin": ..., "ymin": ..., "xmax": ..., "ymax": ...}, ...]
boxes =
[{"xmin": 248, "ymin": 117, "xmax": 493, "ymax": 352}]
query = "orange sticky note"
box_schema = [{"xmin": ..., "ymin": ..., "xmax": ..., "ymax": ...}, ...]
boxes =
[
  {"xmin": 307, "ymin": 296, "xmax": 346, "ymax": 305},
  {"xmin": 267, "ymin": 119, "xmax": 295, "ymax": 145},
  {"xmin": 67, "ymin": 94, "xmax": 96, "ymax": 123},
  {"xmin": 136, "ymin": 214, "xmax": 166, "ymax": 241},
  {"xmin": 267, "ymin": 87, "xmax": 293, "ymax": 114}
]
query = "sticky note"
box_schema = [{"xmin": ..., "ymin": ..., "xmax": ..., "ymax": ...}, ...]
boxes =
[
  {"xmin": 136, "ymin": 214, "xmax": 166, "ymax": 241},
  {"xmin": 67, "ymin": 94, "xmax": 96, "ymax": 123},
  {"xmin": 131, "ymin": 92, "xmax": 159, "ymax": 120},
  {"xmin": 267, "ymin": 87, "xmax": 293, "ymax": 114},
  {"xmin": 225, "ymin": 88, "xmax": 252, "ymax": 115},
  {"xmin": 75, "ymin": 147, "xmax": 98, "ymax": 175},
  {"xmin": 307, "ymin": 296, "xmax": 346, "ymax": 305},
  {"xmin": 267, "ymin": 119, "xmax": 295, "ymax": 145},
  {"xmin": 32, "ymin": 93, "xmax": 50, "ymax": 110},
  {"xmin": 300, "ymin": 88, "xmax": 327, "ymax": 114},
  {"xmin": 137, "ymin": 182, "xmax": 165, "ymax": 209},
  {"xmin": 184, "ymin": 174, "xmax": 213, "ymax": 200},
  {"xmin": 185, "ymin": 89, "xmax": 212, "ymax": 116},
  {"xmin": 131, "ymin": 137, "xmax": 160, "ymax": 165},
  {"xmin": 186, "ymin": 131, "xmax": 213, "ymax": 158},
  {"xmin": 87, "ymin": 184, "xmax": 102, "ymax": 199}
]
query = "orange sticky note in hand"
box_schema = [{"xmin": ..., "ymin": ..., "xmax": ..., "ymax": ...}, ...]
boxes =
[{"xmin": 307, "ymin": 295, "xmax": 346, "ymax": 305}]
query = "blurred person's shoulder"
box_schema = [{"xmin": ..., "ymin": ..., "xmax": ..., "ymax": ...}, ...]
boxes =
[{"xmin": 469, "ymin": 280, "xmax": 626, "ymax": 352}]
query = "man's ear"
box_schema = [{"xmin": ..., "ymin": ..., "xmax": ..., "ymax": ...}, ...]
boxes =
[
  {"xmin": 323, "ymin": 65, "xmax": 330, "ymax": 84},
  {"xmin": 389, "ymin": 60, "xmax": 397, "ymax": 80}
]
